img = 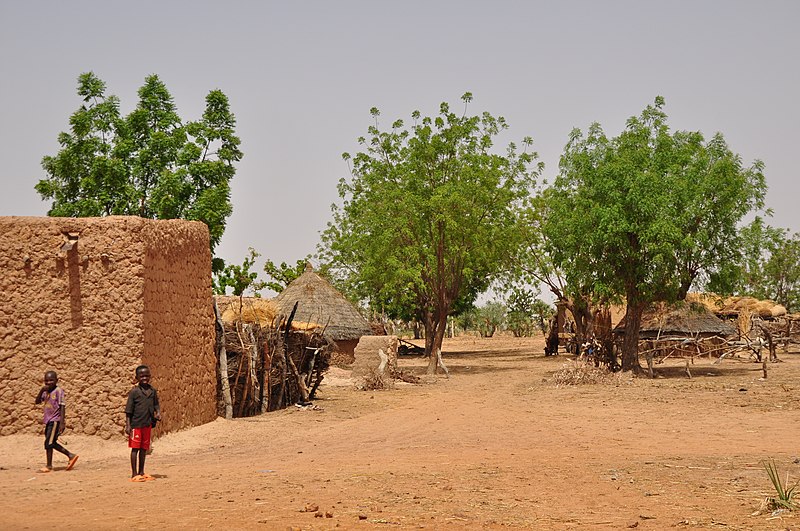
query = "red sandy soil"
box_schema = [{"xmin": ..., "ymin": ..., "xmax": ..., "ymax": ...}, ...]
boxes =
[{"xmin": 1, "ymin": 336, "xmax": 799, "ymax": 530}]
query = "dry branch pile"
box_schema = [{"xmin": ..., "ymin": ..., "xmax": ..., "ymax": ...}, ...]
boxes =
[
  {"xmin": 550, "ymin": 359, "xmax": 620, "ymax": 387},
  {"xmin": 214, "ymin": 297, "xmax": 333, "ymax": 417}
]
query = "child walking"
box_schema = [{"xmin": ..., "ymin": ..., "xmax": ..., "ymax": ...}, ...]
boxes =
[
  {"xmin": 35, "ymin": 371, "xmax": 79, "ymax": 472},
  {"xmin": 125, "ymin": 365, "xmax": 161, "ymax": 482}
]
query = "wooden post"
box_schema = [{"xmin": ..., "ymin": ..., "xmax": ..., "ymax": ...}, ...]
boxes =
[
  {"xmin": 247, "ymin": 325, "xmax": 259, "ymax": 413},
  {"xmin": 213, "ymin": 301, "xmax": 233, "ymax": 420}
]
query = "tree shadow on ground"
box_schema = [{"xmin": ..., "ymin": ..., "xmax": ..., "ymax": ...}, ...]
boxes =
[
  {"xmin": 443, "ymin": 347, "xmax": 540, "ymax": 359},
  {"xmin": 646, "ymin": 363, "xmax": 763, "ymax": 379}
]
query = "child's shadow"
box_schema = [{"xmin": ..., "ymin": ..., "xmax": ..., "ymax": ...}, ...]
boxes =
[{"xmin": 150, "ymin": 474, "xmax": 168, "ymax": 479}]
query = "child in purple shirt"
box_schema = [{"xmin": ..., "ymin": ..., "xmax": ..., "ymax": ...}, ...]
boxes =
[{"xmin": 35, "ymin": 371, "xmax": 78, "ymax": 472}]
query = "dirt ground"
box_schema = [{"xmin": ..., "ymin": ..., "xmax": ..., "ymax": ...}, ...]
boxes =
[{"xmin": 2, "ymin": 336, "xmax": 799, "ymax": 530}]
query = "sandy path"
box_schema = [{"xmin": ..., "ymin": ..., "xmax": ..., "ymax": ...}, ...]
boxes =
[{"xmin": 1, "ymin": 336, "xmax": 798, "ymax": 530}]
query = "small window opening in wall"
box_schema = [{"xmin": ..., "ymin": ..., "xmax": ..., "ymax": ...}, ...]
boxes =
[{"xmin": 60, "ymin": 231, "xmax": 80, "ymax": 252}]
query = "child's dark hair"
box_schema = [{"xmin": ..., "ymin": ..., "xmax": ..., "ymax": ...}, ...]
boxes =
[
  {"xmin": 45, "ymin": 370, "xmax": 58, "ymax": 379},
  {"xmin": 135, "ymin": 365, "xmax": 149, "ymax": 377}
]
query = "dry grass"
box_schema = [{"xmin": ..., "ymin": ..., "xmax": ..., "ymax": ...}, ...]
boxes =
[
  {"xmin": 550, "ymin": 359, "xmax": 620, "ymax": 387},
  {"xmin": 357, "ymin": 366, "xmax": 395, "ymax": 391}
]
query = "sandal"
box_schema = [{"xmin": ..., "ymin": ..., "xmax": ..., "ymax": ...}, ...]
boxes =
[
  {"xmin": 140, "ymin": 474, "xmax": 155, "ymax": 481},
  {"xmin": 130, "ymin": 475, "xmax": 147, "ymax": 482},
  {"xmin": 66, "ymin": 455, "xmax": 79, "ymax": 471}
]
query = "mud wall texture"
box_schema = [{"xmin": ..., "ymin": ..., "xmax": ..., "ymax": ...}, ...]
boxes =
[
  {"xmin": 0, "ymin": 216, "xmax": 216, "ymax": 439},
  {"xmin": 141, "ymin": 220, "xmax": 217, "ymax": 435},
  {"xmin": 352, "ymin": 335, "xmax": 399, "ymax": 383}
]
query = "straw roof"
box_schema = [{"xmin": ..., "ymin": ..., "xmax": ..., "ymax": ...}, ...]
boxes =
[
  {"xmin": 685, "ymin": 293, "xmax": 787, "ymax": 319},
  {"xmin": 273, "ymin": 264, "xmax": 371, "ymax": 341},
  {"xmin": 614, "ymin": 301, "xmax": 736, "ymax": 337}
]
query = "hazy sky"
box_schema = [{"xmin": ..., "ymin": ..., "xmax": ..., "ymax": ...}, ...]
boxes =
[{"xmin": 2, "ymin": 1, "xmax": 798, "ymax": 287}]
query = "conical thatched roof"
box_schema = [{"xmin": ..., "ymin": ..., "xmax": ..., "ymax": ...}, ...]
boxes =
[
  {"xmin": 614, "ymin": 301, "xmax": 735, "ymax": 336},
  {"xmin": 273, "ymin": 264, "xmax": 371, "ymax": 341}
]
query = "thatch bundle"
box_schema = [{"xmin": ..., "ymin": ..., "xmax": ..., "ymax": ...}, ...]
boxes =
[
  {"xmin": 220, "ymin": 297, "xmax": 278, "ymax": 324},
  {"xmin": 685, "ymin": 293, "xmax": 787, "ymax": 319},
  {"xmin": 218, "ymin": 295, "xmax": 322, "ymax": 332}
]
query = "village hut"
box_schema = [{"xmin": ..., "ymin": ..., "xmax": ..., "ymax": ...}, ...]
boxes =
[
  {"xmin": 273, "ymin": 263, "xmax": 372, "ymax": 364},
  {"xmin": 615, "ymin": 302, "xmax": 736, "ymax": 339},
  {"xmin": 614, "ymin": 301, "xmax": 736, "ymax": 362}
]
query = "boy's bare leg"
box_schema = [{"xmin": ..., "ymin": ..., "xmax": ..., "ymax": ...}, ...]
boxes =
[
  {"xmin": 130, "ymin": 449, "xmax": 139, "ymax": 477},
  {"xmin": 137, "ymin": 450, "xmax": 147, "ymax": 476},
  {"xmin": 52, "ymin": 443, "xmax": 74, "ymax": 460}
]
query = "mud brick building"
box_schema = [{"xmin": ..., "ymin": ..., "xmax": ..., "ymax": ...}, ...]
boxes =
[{"xmin": 0, "ymin": 216, "xmax": 217, "ymax": 438}]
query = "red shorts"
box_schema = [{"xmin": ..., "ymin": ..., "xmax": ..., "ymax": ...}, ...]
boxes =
[{"xmin": 128, "ymin": 426, "xmax": 152, "ymax": 450}]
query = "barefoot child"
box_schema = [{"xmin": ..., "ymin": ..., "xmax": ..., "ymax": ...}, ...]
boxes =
[
  {"xmin": 35, "ymin": 371, "xmax": 79, "ymax": 472},
  {"xmin": 125, "ymin": 365, "xmax": 161, "ymax": 482}
]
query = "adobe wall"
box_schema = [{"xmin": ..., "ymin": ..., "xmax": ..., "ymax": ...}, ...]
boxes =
[
  {"xmin": 0, "ymin": 216, "xmax": 216, "ymax": 439},
  {"xmin": 141, "ymin": 221, "xmax": 217, "ymax": 435}
]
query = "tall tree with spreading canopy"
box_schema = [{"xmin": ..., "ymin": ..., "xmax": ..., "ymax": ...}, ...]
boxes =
[
  {"xmin": 321, "ymin": 93, "xmax": 540, "ymax": 373},
  {"xmin": 546, "ymin": 97, "xmax": 766, "ymax": 372},
  {"xmin": 36, "ymin": 72, "xmax": 243, "ymax": 263}
]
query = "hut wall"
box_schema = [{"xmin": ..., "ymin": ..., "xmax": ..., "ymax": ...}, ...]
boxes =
[{"xmin": 0, "ymin": 216, "xmax": 216, "ymax": 438}]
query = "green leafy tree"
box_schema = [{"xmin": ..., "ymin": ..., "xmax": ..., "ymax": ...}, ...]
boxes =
[
  {"xmin": 262, "ymin": 258, "xmax": 309, "ymax": 293},
  {"xmin": 547, "ymin": 97, "xmax": 766, "ymax": 372},
  {"xmin": 476, "ymin": 301, "xmax": 507, "ymax": 338},
  {"xmin": 213, "ymin": 248, "xmax": 266, "ymax": 296},
  {"xmin": 321, "ymin": 93, "xmax": 540, "ymax": 373},
  {"xmin": 762, "ymin": 232, "xmax": 800, "ymax": 312},
  {"xmin": 454, "ymin": 306, "xmax": 480, "ymax": 335},
  {"xmin": 505, "ymin": 287, "xmax": 551, "ymax": 337},
  {"xmin": 713, "ymin": 218, "xmax": 800, "ymax": 311},
  {"xmin": 37, "ymin": 72, "xmax": 243, "ymax": 261}
]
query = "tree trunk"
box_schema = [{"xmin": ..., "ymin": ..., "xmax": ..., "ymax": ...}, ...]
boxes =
[
  {"xmin": 561, "ymin": 296, "xmax": 594, "ymax": 346},
  {"xmin": 426, "ymin": 312, "xmax": 448, "ymax": 375},
  {"xmin": 412, "ymin": 320, "xmax": 422, "ymax": 339},
  {"xmin": 423, "ymin": 313, "xmax": 435, "ymax": 359},
  {"xmin": 621, "ymin": 300, "xmax": 645, "ymax": 372}
]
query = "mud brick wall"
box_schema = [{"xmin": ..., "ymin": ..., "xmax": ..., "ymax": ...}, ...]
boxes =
[
  {"xmin": 0, "ymin": 216, "xmax": 216, "ymax": 439},
  {"xmin": 352, "ymin": 335, "xmax": 398, "ymax": 383},
  {"xmin": 141, "ymin": 220, "xmax": 216, "ymax": 435}
]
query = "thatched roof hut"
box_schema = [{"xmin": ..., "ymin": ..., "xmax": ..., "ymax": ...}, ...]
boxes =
[
  {"xmin": 614, "ymin": 301, "xmax": 736, "ymax": 339},
  {"xmin": 273, "ymin": 264, "xmax": 371, "ymax": 362}
]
